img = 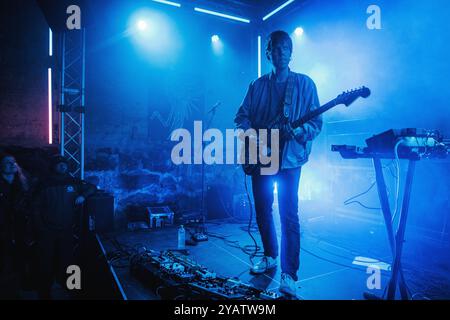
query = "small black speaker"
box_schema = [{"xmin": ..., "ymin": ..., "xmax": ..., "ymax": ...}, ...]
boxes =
[{"xmin": 85, "ymin": 191, "xmax": 115, "ymax": 233}]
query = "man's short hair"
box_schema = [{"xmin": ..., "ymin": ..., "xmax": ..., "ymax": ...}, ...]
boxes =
[
  {"xmin": 0, "ymin": 153, "xmax": 15, "ymax": 162},
  {"xmin": 266, "ymin": 30, "xmax": 293, "ymax": 55}
]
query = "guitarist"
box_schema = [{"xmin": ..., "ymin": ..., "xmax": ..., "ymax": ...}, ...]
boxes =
[{"xmin": 234, "ymin": 30, "xmax": 322, "ymax": 296}]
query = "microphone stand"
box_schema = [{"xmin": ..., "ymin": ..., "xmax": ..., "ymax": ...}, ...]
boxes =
[{"xmin": 193, "ymin": 102, "xmax": 220, "ymax": 242}]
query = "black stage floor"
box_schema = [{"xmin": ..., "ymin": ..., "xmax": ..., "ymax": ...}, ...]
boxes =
[{"xmin": 98, "ymin": 207, "xmax": 450, "ymax": 300}]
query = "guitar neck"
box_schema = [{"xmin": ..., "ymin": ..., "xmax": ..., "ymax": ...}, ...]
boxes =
[{"xmin": 291, "ymin": 99, "xmax": 338, "ymax": 129}]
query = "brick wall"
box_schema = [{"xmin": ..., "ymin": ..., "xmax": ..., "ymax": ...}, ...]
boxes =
[{"xmin": 0, "ymin": 0, "xmax": 50, "ymax": 147}]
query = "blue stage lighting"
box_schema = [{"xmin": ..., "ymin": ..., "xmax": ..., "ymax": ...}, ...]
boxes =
[
  {"xmin": 263, "ymin": 0, "xmax": 295, "ymax": 21},
  {"xmin": 128, "ymin": 9, "xmax": 181, "ymax": 65},
  {"xmin": 211, "ymin": 35, "xmax": 220, "ymax": 43},
  {"xmin": 257, "ymin": 35, "xmax": 261, "ymax": 77},
  {"xmin": 137, "ymin": 20, "xmax": 148, "ymax": 31},
  {"xmin": 194, "ymin": 7, "xmax": 250, "ymax": 24},
  {"xmin": 49, "ymin": 28, "xmax": 53, "ymax": 56},
  {"xmin": 152, "ymin": 0, "xmax": 181, "ymax": 8},
  {"xmin": 211, "ymin": 35, "xmax": 223, "ymax": 55},
  {"xmin": 294, "ymin": 27, "xmax": 304, "ymax": 37}
]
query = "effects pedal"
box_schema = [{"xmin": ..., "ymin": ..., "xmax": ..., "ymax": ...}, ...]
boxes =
[{"xmin": 193, "ymin": 233, "xmax": 208, "ymax": 242}]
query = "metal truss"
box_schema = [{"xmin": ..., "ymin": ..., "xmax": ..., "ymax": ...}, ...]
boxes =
[{"xmin": 58, "ymin": 28, "xmax": 86, "ymax": 179}]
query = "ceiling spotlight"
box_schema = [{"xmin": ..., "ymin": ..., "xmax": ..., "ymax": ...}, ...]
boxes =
[
  {"xmin": 294, "ymin": 27, "xmax": 304, "ymax": 36},
  {"xmin": 211, "ymin": 34, "xmax": 220, "ymax": 43},
  {"xmin": 137, "ymin": 20, "xmax": 148, "ymax": 31}
]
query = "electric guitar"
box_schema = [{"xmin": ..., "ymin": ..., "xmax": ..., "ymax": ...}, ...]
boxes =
[{"xmin": 241, "ymin": 86, "xmax": 371, "ymax": 175}]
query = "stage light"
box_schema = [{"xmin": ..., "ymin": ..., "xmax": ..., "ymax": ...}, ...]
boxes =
[
  {"xmin": 194, "ymin": 7, "xmax": 250, "ymax": 24},
  {"xmin": 294, "ymin": 27, "xmax": 304, "ymax": 37},
  {"xmin": 152, "ymin": 0, "xmax": 181, "ymax": 8},
  {"xmin": 211, "ymin": 35, "xmax": 223, "ymax": 55},
  {"xmin": 48, "ymin": 28, "xmax": 53, "ymax": 144},
  {"xmin": 137, "ymin": 19, "xmax": 148, "ymax": 31},
  {"xmin": 129, "ymin": 9, "xmax": 181, "ymax": 65},
  {"xmin": 263, "ymin": 0, "xmax": 295, "ymax": 21},
  {"xmin": 49, "ymin": 28, "xmax": 53, "ymax": 56},
  {"xmin": 257, "ymin": 35, "xmax": 261, "ymax": 77},
  {"xmin": 48, "ymin": 68, "xmax": 52, "ymax": 144}
]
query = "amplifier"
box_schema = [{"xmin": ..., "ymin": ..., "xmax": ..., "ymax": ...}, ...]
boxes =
[
  {"xmin": 85, "ymin": 191, "xmax": 115, "ymax": 233},
  {"xmin": 146, "ymin": 206, "xmax": 174, "ymax": 228}
]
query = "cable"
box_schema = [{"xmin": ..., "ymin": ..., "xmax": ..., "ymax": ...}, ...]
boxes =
[
  {"xmin": 201, "ymin": 179, "xmax": 262, "ymax": 260},
  {"xmin": 244, "ymin": 175, "xmax": 263, "ymax": 262},
  {"xmin": 343, "ymin": 181, "xmax": 381, "ymax": 210},
  {"xmin": 342, "ymin": 158, "xmax": 403, "ymax": 212},
  {"xmin": 300, "ymin": 247, "xmax": 367, "ymax": 272},
  {"xmin": 240, "ymin": 225, "xmax": 259, "ymax": 232},
  {"xmin": 206, "ymin": 230, "xmax": 263, "ymax": 257},
  {"xmin": 103, "ymin": 236, "xmax": 144, "ymax": 268},
  {"xmin": 391, "ymin": 139, "xmax": 404, "ymax": 223},
  {"xmin": 385, "ymin": 160, "xmax": 398, "ymax": 179},
  {"xmin": 344, "ymin": 200, "xmax": 381, "ymax": 210}
]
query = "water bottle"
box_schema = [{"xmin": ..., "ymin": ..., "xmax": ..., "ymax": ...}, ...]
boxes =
[{"xmin": 178, "ymin": 225, "xmax": 186, "ymax": 249}]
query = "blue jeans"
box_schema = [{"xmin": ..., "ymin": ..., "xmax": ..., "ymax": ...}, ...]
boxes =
[{"xmin": 251, "ymin": 167, "xmax": 301, "ymax": 281}]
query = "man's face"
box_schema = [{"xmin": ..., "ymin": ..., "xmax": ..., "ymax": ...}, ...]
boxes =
[
  {"xmin": 55, "ymin": 162, "xmax": 68, "ymax": 174},
  {"xmin": 1, "ymin": 156, "xmax": 18, "ymax": 175},
  {"xmin": 268, "ymin": 39, "xmax": 292, "ymax": 69}
]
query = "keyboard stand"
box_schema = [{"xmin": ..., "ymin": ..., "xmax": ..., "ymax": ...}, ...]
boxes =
[{"xmin": 373, "ymin": 157, "xmax": 415, "ymax": 300}]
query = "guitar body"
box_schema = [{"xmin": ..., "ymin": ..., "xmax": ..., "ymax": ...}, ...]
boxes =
[
  {"xmin": 242, "ymin": 147, "xmax": 277, "ymax": 176},
  {"xmin": 241, "ymin": 139, "xmax": 275, "ymax": 176},
  {"xmin": 241, "ymin": 132, "xmax": 284, "ymax": 176},
  {"xmin": 240, "ymin": 117, "xmax": 284, "ymax": 176}
]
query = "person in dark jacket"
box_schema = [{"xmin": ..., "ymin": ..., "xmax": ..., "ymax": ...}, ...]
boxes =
[
  {"xmin": 0, "ymin": 153, "xmax": 30, "ymax": 299},
  {"xmin": 33, "ymin": 155, "xmax": 96, "ymax": 299}
]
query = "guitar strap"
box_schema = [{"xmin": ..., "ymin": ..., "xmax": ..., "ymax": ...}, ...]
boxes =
[
  {"xmin": 282, "ymin": 72, "xmax": 295, "ymax": 121},
  {"xmin": 277, "ymin": 72, "xmax": 296, "ymax": 156},
  {"xmin": 265, "ymin": 72, "xmax": 296, "ymax": 154}
]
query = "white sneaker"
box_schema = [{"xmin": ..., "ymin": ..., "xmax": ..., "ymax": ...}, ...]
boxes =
[
  {"xmin": 250, "ymin": 256, "xmax": 277, "ymax": 274},
  {"xmin": 279, "ymin": 273, "xmax": 297, "ymax": 296}
]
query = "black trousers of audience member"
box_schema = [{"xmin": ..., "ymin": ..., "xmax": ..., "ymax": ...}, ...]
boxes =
[
  {"xmin": 251, "ymin": 167, "xmax": 302, "ymax": 281},
  {"xmin": 36, "ymin": 228, "xmax": 74, "ymax": 299},
  {"xmin": 13, "ymin": 215, "xmax": 30, "ymax": 286},
  {"xmin": 0, "ymin": 234, "xmax": 21, "ymax": 299}
]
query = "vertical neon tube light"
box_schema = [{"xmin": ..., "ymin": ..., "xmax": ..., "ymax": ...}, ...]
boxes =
[
  {"xmin": 48, "ymin": 68, "xmax": 52, "ymax": 144},
  {"xmin": 48, "ymin": 28, "xmax": 53, "ymax": 144},
  {"xmin": 257, "ymin": 36, "xmax": 261, "ymax": 77},
  {"xmin": 49, "ymin": 28, "xmax": 53, "ymax": 56}
]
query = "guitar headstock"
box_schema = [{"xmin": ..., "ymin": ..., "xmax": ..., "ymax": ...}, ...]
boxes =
[{"xmin": 336, "ymin": 86, "xmax": 371, "ymax": 107}]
